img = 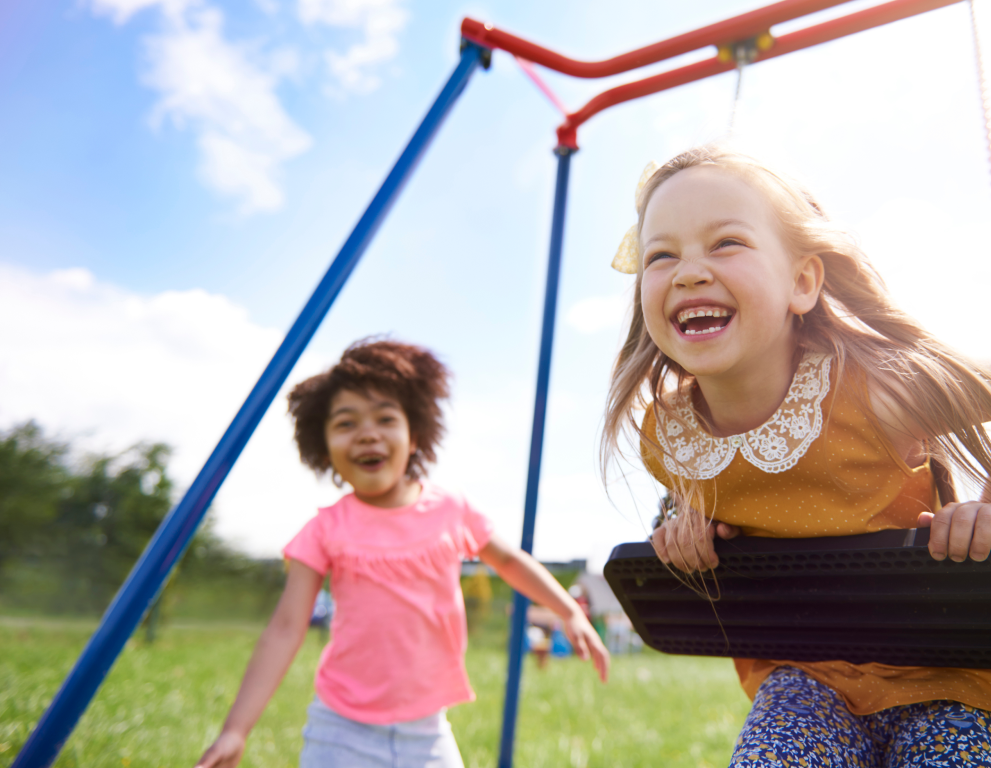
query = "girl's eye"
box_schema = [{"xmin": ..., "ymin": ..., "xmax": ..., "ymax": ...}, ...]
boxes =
[
  {"xmin": 644, "ymin": 251, "xmax": 675, "ymax": 267},
  {"xmin": 715, "ymin": 238, "xmax": 743, "ymax": 250}
]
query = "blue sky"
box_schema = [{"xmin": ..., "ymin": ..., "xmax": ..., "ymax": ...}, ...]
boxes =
[{"xmin": 2, "ymin": 0, "xmax": 991, "ymax": 567}]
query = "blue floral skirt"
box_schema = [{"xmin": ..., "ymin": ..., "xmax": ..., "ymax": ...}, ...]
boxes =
[{"xmin": 730, "ymin": 666, "xmax": 991, "ymax": 767}]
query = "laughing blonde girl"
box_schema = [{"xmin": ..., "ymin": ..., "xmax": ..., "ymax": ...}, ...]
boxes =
[{"xmin": 603, "ymin": 146, "xmax": 991, "ymax": 766}]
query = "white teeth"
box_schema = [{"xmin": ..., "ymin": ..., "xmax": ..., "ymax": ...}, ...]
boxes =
[{"xmin": 676, "ymin": 307, "xmax": 732, "ymax": 324}]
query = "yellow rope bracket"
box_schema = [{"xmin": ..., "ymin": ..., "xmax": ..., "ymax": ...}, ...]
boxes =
[
  {"xmin": 721, "ymin": 31, "xmax": 774, "ymax": 132},
  {"xmin": 717, "ymin": 31, "xmax": 775, "ymax": 65}
]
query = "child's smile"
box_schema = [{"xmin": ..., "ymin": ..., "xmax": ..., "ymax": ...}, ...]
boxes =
[
  {"xmin": 353, "ymin": 452, "xmax": 389, "ymax": 472},
  {"xmin": 674, "ymin": 304, "xmax": 735, "ymax": 337}
]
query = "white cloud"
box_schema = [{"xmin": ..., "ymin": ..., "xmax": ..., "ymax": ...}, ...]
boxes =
[
  {"xmin": 196, "ymin": 130, "xmax": 285, "ymax": 213},
  {"xmin": 298, "ymin": 0, "xmax": 409, "ymax": 93},
  {"xmin": 566, "ymin": 293, "xmax": 629, "ymax": 334},
  {"xmin": 0, "ymin": 263, "xmax": 657, "ymax": 566},
  {"xmin": 91, "ymin": 0, "xmax": 311, "ymax": 215},
  {"xmin": 0, "ymin": 263, "xmax": 331, "ymax": 557},
  {"xmin": 144, "ymin": 5, "xmax": 312, "ymax": 214}
]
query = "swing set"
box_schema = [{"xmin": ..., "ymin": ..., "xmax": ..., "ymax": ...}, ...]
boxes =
[{"xmin": 14, "ymin": 0, "xmax": 991, "ymax": 766}]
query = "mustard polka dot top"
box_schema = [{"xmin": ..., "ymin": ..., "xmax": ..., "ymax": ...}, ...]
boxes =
[{"xmin": 641, "ymin": 352, "xmax": 991, "ymax": 715}]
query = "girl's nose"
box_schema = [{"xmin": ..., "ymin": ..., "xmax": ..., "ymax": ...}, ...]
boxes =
[
  {"xmin": 673, "ymin": 256, "xmax": 713, "ymax": 288},
  {"xmin": 356, "ymin": 420, "xmax": 379, "ymax": 440}
]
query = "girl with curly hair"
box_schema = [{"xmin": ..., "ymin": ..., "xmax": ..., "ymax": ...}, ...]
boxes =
[{"xmin": 197, "ymin": 338, "xmax": 608, "ymax": 768}]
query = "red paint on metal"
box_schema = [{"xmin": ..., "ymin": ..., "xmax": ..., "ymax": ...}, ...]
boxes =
[
  {"xmin": 555, "ymin": 0, "xmax": 960, "ymax": 139},
  {"xmin": 461, "ymin": 0, "xmax": 852, "ymax": 78},
  {"xmin": 463, "ymin": 0, "xmax": 962, "ymax": 150}
]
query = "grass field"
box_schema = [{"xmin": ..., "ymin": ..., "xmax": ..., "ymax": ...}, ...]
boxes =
[{"xmin": 0, "ymin": 618, "xmax": 751, "ymax": 768}]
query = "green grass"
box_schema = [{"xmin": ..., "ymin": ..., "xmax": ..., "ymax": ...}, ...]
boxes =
[{"xmin": 0, "ymin": 618, "xmax": 750, "ymax": 768}]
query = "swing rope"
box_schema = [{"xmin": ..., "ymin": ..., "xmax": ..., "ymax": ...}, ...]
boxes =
[
  {"xmin": 722, "ymin": 33, "xmax": 773, "ymax": 133},
  {"xmin": 513, "ymin": 56, "xmax": 570, "ymax": 116},
  {"xmin": 970, "ymin": 0, "xmax": 991, "ymax": 181},
  {"xmin": 730, "ymin": 66, "xmax": 746, "ymax": 133}
]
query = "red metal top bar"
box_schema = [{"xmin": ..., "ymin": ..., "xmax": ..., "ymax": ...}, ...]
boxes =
[
  {"xmin": 461, "ymin": 0, "xmax": 853, "ymax": 79},
  {"xmin": 553, "ymin": 0, "xmax": 960, "ymax": 147}
]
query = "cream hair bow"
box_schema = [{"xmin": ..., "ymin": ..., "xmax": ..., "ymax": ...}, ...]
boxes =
[{"xmin": 611, "ymin": 161, "xmax": 661, "ymax": 274}]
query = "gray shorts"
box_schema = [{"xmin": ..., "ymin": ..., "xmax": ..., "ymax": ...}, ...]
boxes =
[{"xmin": 299, "ymin": 697, "xmax": 465, "ymax": 768}]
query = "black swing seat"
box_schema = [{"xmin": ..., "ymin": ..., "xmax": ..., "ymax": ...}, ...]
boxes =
[{"xmin": 603, "ymin": 528, "xmax": 991, "ymax": 669}]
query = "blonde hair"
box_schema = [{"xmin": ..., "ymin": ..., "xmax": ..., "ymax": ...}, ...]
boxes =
[{"xmin": 601, "ymin": 145, "xmax": 991, "ymax": 508}]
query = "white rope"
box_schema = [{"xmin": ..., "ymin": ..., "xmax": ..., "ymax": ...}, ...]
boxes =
[
  {"xmin": 728, "ymin": 65, "xmax": 745, "ymax": 135},
  {"xmin": 970, "ymin": 0, "xmax": 991, "ymax": 182}
]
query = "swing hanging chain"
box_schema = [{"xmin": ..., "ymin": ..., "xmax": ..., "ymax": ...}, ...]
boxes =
[
  {"xmin": 730, "ymin": 67, "xmax": 746, "ymax": 133},
  {"xmin": 514, "ymin": 56, "xmax": 570, "ymax": 117},
  {"xmin": 721, "ymin": 31, "xmax": 773, "ymax": 133},
  {"xmin": 970, "ymin": 0, "xmax": 991, "ymax": 182}
]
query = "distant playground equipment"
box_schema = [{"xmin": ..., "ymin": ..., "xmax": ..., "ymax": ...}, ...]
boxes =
[
  {"xmin": 15, "ymin": 1, "xmax": 991, "ymax": 766},
  {"xmin": 525, "ymin": 570, "xmax": 643, "ymax": 662},
  {"xmin": 309, "ymin": 589, "xmax": 334, "ymax": 630}
]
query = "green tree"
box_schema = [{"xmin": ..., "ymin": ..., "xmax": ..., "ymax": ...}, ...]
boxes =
[
  {"xmin": 0, "ymin": 422, "xmax": 70, "ymax": 571},
  {"xmin": 54, "ymin": 442, "xmax": 175, "ymax": 613},
  {"xmin": 0, "ymin": 422, "xmax": 287, "ymax": 622}
]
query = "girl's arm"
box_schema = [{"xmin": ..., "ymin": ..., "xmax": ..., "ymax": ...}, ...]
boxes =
[
  {"xmin": 194, "ymin": 560, "xmax": 324, "ymax": 768},
  {"xmin": 870, "ymin": 378, "xmax": 991, "ymax": 563},
  {"xmin": 478, "ymin": 534, "xmax": 610, "ymax": 682}
]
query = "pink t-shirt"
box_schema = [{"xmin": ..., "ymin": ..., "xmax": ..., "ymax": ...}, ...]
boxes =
[{"xmin": 282, "ymin": 482, "xmax": 494, "ymax": 725}]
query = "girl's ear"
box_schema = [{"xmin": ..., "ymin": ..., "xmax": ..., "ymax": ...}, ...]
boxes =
[{"xmin": 790, "ymin": 254, "xmax": 824, "ymax": 316}]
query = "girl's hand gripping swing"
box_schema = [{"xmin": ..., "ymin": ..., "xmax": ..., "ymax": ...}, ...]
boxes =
[{"xmin": 650, "ymin": 502, "xmax": 740, "ymax": 573}]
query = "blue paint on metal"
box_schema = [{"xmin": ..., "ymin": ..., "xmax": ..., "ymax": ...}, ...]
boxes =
[
  {"xmin": 497, "ymin": 146, "xmax": 574, "ymax": 768},
  {"xmin": 13, "ymin": 41, "xmax": 487, "ymax": 768}
]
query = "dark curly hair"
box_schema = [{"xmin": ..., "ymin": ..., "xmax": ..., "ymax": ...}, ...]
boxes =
[{"xmin": 287, "ymin": 338, "xmax": 450, "ymax": 484}]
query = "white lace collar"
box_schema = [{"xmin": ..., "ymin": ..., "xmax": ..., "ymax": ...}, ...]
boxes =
[{"xmin": 655, "ymin": 352, "xmax": 832, "ymax": 480}]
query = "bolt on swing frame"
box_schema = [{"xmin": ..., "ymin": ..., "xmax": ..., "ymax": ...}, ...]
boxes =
[{"xmin": 12, "ymin": 0, "xmax": 968, "ymax": 766}]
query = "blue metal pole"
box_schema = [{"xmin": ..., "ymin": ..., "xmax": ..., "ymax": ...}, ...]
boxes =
[
  {"xmin": 497, "ymin": 145, "xmax": 574, "ymax": 768},
  {"xmin": 13, "ymin": 41, "xmax": 488, "ymax": 768}
]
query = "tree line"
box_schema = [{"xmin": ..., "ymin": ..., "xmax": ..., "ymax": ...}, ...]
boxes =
[{"xmin": 0, "ymin": 422, "xmax": 285, "ymax": 621}]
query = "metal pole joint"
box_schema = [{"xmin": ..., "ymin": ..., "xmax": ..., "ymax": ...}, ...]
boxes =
[{"xmin": 461, "ymin": 38, "xmax": 493, "ymax": 69}]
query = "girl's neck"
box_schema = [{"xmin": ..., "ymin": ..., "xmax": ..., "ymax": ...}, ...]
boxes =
[
  {"xmin": 355, "ymin": 478, "xmax": 423, "ymax": 509},
  {"xmin": 694, "ymin": 346, "xmax": 802, "ymax": 437}
]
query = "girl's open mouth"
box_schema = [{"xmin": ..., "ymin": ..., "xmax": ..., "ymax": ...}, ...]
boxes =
[
  {"xmin": 355, "ymin": 455, "xmax": 387, "ymax": 470},
  {"xmin": 674, "ymin": 307, "xmax": 734, "ymax": 337}
]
